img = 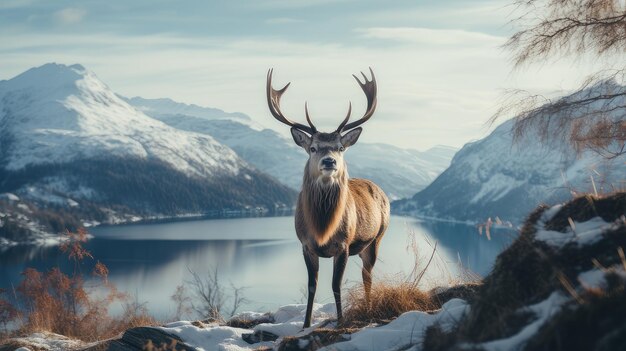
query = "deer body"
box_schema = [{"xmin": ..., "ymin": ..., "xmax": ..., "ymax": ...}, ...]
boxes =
[
  {"xmin": 267, "ymin": 68, "xmax": 390, "ymax": 327},
  {"xmin": 296, "ymin": 177, "xmax": 389, "ymax": 257}
]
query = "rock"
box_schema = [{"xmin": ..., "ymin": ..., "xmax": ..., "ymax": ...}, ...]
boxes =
[
  {"xmin": 83, "ymin": 327, "xmax": 195, "ymax": 351},
  {"xmin": 242, "ymin": 330, "xmax": 280, "ymax": 344}
]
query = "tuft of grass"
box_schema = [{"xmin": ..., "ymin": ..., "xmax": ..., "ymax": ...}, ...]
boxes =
[
  {"xmin": 341, "ymin": 227, "xmax": 480, "ymax": 328},
  {"xmin": 342, "ymin": 281, "xmax": 436, "ymax": 327}
]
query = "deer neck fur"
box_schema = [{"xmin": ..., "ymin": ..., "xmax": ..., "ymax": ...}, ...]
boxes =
[{"xmin": 301, "ymin": 160, "xmax": 350, "ymax": 246}]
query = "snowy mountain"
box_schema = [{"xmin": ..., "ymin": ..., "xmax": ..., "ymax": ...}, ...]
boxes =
[
  {"xmin": 0, "ymin": 63, "xmax": 295, "ymax": 231},
  {"xmin": 129, "ymin": 98, "xmax": 456, "ymax": 200},
  {"xmin": 393, "ymin": 80, "xmax": 626, "ymax": 223},
  {"xmin": 346, "ymin": 144, "xmax": 457, "ymax": 200}
]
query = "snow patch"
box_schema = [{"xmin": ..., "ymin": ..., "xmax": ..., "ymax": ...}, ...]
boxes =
[
  {"xmin": 6, "ymin": 332, "xmax": 89, "ymax": 351},
  {"xmin": 0, "ymin": 193, "xmax": 20, "ymax": 201},
  {"xmin": 322, "ymin": 299, "xmax": 469, "ymax": 351},
  {"xmin": 158, "ymin": 300, "xmax": 470, "ymax": 351},
  {"xmin": 158, "ymin": 322, "xmax": 255, "ymax": 351},
  {"xmin": 471, "ymin": 173, "xmax": 526, "ymax": 204},
  {"xmin": 255, "ymin": 303, "xmax": 336, "ymax": 337},
  {"xmin": 535, "ymin": 216, "xmax": 613, "ymax": 248},
  {"xmin": 480, "ymin": 292, "xmax": 569, "ymax": 351}
]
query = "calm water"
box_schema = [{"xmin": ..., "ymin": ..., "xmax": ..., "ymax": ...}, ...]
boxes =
[{"xmin": 0, "ymin": 216, "xmax": 514, "ymax": 318}]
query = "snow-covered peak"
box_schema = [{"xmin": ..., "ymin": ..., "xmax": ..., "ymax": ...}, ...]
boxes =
[
  {"xmin": 0, "ymin": 63, "xmax": 247, "ymax": 177},
  {"xmin": 0, "ymin": 63, "xmax": 87, "ymax": 92},
  {"xmin": 394, "ymin": 80, "xmax": 626, "ymax": 223}
]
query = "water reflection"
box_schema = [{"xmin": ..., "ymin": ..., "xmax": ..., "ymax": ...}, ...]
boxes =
[
  {"xmin": 0, "ymin": 216, "xmax": 515, "ymax": 318},
  {"xmin": 415, "ymin": 220, "xmax": 516, "ymax": 275}
]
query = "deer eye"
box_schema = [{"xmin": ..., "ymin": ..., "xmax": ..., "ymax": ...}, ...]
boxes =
[
  {"xmin": 310, "ymin": 147, "xmax": 316, "ymax": 153},
  {"xmin": 339, "ymin": 146, "xmax": 345, "ymax": 152}
]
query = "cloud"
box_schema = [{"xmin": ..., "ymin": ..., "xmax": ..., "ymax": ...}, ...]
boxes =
[
  {"xmin": 253, "ymin": 0, "xmax": 355, "ymax": 9},
  {"xmin": 54, "ymin": 8, "xmax": 86, "ymax": 25},
  {"xmin": 353, "ymin": 1, "xmax": 512, "ymax": 32},
  {"xmin": 357, "ymin": 27, "xmax": 504, "ymax": 47},
  {"xmin": 0, "ymin": 27, "xmax": 601, "ymax": 150},
  {"xmin": 265, "ymin": 17, "xmax": 305, "ymax": 25},
  {"xmin": 0, "ymin": 0, "xmax": 34, "ymax": 9}
]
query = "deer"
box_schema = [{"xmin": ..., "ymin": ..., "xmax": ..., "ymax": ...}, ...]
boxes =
[{"xmin": 266, "ymin": 68, "xmax": 390, "ymax": 328}]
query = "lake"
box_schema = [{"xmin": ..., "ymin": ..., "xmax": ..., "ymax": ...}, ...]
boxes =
[{"xmin": 0, "ymin": 215, "xmax": 514, "ymax": 319}]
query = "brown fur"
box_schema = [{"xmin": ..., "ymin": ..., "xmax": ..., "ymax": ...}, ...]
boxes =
[{"xmin": 301, "ymin": 160, "xmax": 349, "ymax": 246}]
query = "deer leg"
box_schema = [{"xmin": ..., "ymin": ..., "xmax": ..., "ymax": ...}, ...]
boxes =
[
  {"xmin": 360, "ymin": 241, "xmax": 379, "ymax": 306},
  {"xmin": 332, "ymin": 247, "xmax": 349, "ymax": 323},
  {"xmin": 302, "ymin": 247, "xmax": 319, "ymax": 328}
]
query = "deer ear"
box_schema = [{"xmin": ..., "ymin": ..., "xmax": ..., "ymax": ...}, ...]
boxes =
[
  {"xmin": 341, "ymin": 127, "xmax": 362, "ymax": 148},
  {"xmin": 291, "ymin": 128, "xmax": 311, "ymax": 148}
]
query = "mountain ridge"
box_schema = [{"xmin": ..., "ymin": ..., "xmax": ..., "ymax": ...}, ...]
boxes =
[
  {"xmin": 128, "ymin": 96, "xmax": 457, "ymax": 199},
  {"xmin": 393, "ymin": 80, "xmax": 626, "ymax": 223},
  {"xmin": 0, "ymin": 63, "xmax": 296, "ymax": 243}
]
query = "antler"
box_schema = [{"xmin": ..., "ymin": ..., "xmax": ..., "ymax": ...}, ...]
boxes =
[
  {"xmin": 336, "ymin": 67, "xmax": 377, "ymax": 133},
  {"xmin": 267, "ymin": 69, "xmax": 316, "ymax": 135}
]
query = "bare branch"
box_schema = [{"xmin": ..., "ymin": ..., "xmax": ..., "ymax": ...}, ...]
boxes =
[
  {"xmin": 185, "ymin": 267, "xmax": 247, "ymax": 321},
  {"xmin": 506, "ymin": 0, "xmax": 626, "ymax": 67}
]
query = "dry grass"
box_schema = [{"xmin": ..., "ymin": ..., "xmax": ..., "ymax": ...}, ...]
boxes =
[
  {"xmin": 341, "ymin": 228, "xmax": 480, "ymax": 328},
  {"xmin": 4, "ymin": 229, "xmax": 159, "ymax": 343},
  {"xmin": 341, "ymin": 281, "xmax": 436, "ymax": 327}
]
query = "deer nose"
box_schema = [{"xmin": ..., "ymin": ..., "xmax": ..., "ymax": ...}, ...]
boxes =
[{"xmin": 321, "ymin": 157, "xmax": 337, "ymax": 168}]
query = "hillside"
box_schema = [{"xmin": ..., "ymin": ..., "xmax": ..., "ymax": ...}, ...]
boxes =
[
  {"xmin": 0, "ymin": 63, "xmax": 295, "ymax": 243},
  {"xmin": 393, "ymin": 80, "xmax": 626, "ymax": 223}
]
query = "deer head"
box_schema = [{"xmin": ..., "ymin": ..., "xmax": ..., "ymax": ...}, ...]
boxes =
[{"xmin": 267, "ymin": 68, "xmax": 377, "ymax": 185}]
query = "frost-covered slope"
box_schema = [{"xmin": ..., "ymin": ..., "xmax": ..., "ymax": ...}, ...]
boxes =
[
  {"xmin": 346, "ymin": 144, "xmax": 456, "ymax": 200},
  {"xmin": 0, "ymin": 63, "xmax": 243, "ymax": 176},
  {"xmin": 130, "ymin": 97, "xmax": 456, "ymax": 200},
  {"xmin": 0, "ymin": 63, "xmax": 295, "ymax": 225},
  {"xmin": 393, "ymin": 81, "xmax": 626, "ymax": 223}
]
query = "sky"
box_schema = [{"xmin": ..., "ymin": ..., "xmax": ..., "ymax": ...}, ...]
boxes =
[{"xmin": 0, "ymin": 0, "xmax": 611, "ymax": 150}]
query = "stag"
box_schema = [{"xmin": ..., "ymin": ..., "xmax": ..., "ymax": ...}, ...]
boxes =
[{"xmin": 267, "ymin": 68, "xmax": 390, "ymax": 328}]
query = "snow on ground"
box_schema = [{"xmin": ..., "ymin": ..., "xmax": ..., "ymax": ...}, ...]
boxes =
[
  {"xmin": 480, "ymin": 292, "xmax": 569, "ymax": 351},
  {"xmin": 156, "ymin": 300, "xmax": 470, "ymax": 351},
  {"xmin": 159, "ymin": 303, "xmax": 336, "ymax": 350},
  {"xmin": 158, "ymin": 322, "xmax": 256, "ymax": 351},
  {"xmin": 255, "ymin": 303, "xmax": 337, "ymax": 337},
  {"xmin": 7, "ymin": 332, "xmax": 90, "ymax": 351},
  {"xmin": 578, "ymin": 266, "xmax": 626, "ymax": 290},
  {"xmin": 0, "ymin": 193, "xmax": 20, "ymax": 201},
  {"xmin": 324, "ymin": 299, "xmax": 469, "ymax": 351}
]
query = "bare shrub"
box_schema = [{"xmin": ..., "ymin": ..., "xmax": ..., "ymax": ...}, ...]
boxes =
[
  {"xmin": 112, "ymin": 293, "xmax": 158, "ymax": 334},
  {"xmin": 5, "ymin": 229, "xmax": 158, "ymax": 342},
  {"xmin": 170, "ymin": 284, "xmax": 192, "ymax": 321},
  {"xmin": 185, "ymin": 267, "xmax": 248, "ymax": 322},
  {"xmin": 0, "ymin": 289, "xmax": 18, "ymax": 336}
]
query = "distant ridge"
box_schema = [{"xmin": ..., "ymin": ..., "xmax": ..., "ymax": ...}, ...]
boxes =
[
  {"xmin": 129, "ymin": 97, "xmax": 457, "ymax": 200},
  {"xmin": 393, "ymin": 80, "xmax": 626, "ymax": 223}
]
